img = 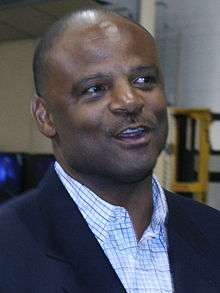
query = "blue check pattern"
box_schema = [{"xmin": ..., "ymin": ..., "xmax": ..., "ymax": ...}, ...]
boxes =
[{"xmin": 55, "ymin": 162, "xmax": 173, "ymax": 293}]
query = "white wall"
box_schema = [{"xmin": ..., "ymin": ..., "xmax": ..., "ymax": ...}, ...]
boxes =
[
  {"xmin": 0, "ymin": 39, "xmax": 52, "ymax": 154},
  {"xmin": 156, "ymin": 0, "xmax": 220, "ymax": 113},
  {"xmin": 140, "ymin": 0, "xmax": 155, "ymax": 35}
]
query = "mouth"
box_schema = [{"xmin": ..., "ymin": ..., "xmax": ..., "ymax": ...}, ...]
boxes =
[{"xmin": 114, "ymin": 125, "xmax": 152, "ymax": 147}]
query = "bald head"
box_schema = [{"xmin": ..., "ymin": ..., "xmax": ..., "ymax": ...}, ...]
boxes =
[{"xmin": 33, "ymin": 7, "xmax": 155, "ymax": 98}]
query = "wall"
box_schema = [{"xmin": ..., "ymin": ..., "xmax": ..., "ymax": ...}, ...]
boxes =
[
  {"xmin": 0, "ymin": 38, "xmax": 52, "ymax": 154},
  {"xmin": 140, "ymin": 0, "xmax": 155, "ymax": 35}
]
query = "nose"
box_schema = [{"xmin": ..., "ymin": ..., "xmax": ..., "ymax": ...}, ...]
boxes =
[{"xmin": 108, "ymin": 79, "xmax": 144, "ymax": 116}]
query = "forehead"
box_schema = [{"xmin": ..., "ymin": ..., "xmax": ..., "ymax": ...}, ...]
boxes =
[
  {"xmin": 51, "ymin": 17, "xmax": 158, "ymax": 73},
  {"xmin": 41, "ymin": 18, "xmax": 160, "ymax": 101}
]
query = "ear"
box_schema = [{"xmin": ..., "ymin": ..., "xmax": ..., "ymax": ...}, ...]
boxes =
[{"xmin": 31, "ymin": 96, "xmax": 56, "ymax": 138}]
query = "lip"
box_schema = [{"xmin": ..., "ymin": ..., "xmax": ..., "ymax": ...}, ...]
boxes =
[{"xmin": 113, "ymin": 125, "xmax": 152, "ymax": 148}]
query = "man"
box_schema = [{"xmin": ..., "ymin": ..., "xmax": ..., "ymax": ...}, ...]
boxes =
[{"xmin": 0, "ymin": 7, "xmax": 219, "ymax": 293}]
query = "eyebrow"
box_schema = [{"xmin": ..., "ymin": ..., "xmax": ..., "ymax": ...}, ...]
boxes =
[
  {"xmin": 70, "ymin": 73, "xmax": 113, "ymax": 95},
  {"xmin": 129, "ymin": 65, "xmax": 159, "ymax": 75},
  {"xmin": 76, "ymin": 66, "xmax": 158, "ymax": 85},
  {"xmin": 77, "ymin": 73, "xmax": 113, "ymax": 85},
  {"xmin": 71, "ymin": 66, "xmax": 159, "ymax": 93}
]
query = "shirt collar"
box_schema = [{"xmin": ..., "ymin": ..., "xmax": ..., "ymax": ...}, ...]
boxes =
[{"xmin": 54, "ymin": 161, "xmax": 168, "ymax": 243}]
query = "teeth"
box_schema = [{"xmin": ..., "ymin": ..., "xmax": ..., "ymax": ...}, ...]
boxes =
[
  {"xmin": 118, "ymin": 127, "xmax": 145, "ymax": 138},
  {"xmin": 121, "ymin": 127, "xmax": 144, "ymax": 134}
]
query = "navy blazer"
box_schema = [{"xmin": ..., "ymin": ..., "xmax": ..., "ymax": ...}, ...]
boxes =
[{"xmin": 0, "ymin": 166, "xmax": 219, "ymax": 293}]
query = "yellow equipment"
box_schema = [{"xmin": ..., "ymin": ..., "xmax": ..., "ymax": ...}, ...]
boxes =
[{"xmin": 170, "ymin": 108, "xmax": 212, "ymax": 203}]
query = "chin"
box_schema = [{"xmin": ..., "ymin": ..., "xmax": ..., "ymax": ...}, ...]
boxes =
[
  {"xmin": 111, "ymin": 162, "xmax": 155, "ymax": 184},
  {"xmin": 110, "ymin": 169, "xmax": 152, "ymax": 185}
]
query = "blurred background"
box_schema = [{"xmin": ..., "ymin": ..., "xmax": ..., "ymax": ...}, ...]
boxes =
[{"xmin": 0, "ymin": 0, "xmax": 219, "ymax": 209}]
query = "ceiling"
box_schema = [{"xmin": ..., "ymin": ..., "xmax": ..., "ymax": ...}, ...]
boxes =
[
  {"xmin": 0, "ymin": 0, "xmax": 96, "ymax": 42},
  {"xmin": 0, "ymin": 0, "xmax": 140, "ymax": 43}
]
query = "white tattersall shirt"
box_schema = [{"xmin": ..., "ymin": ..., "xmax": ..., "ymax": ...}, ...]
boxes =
[{"xmin": 55, "ymin": 162, "xmax": 173, "ymax": 293}]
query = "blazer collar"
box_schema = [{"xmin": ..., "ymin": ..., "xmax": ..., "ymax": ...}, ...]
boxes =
[
  {"xmin": 30, "ymin": 166, "xmax": 126, "ymax": 293},
  {"xmin": 166, "ymin": 191, "xmax": 218, "ymax": 293}
]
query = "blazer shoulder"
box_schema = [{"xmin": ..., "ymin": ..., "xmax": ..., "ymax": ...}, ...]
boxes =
[
  {"xmin": 165, "ymin": 189, "xmax": 220, "ymax": 215},
  {"xmin": 0, "ymin": 188, "xmax": 43, "ymax": 248},
  {"xmin": 0, "ymin": 165, "xmax": 59, "ymax": 228},
  {"xmin": 165, "ymin": 189, "xmax": 220, "ymax": 240}
]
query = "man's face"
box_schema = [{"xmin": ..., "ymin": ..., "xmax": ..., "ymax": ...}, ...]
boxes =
[{"xmin": 44, "ymin": 18, "xmax": 168, "ymax": 183}]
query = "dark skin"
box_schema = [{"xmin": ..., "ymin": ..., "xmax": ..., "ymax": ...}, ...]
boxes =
[{"xmin": 32, "ymin": 12, "xmax": 168, "ymax": 240}]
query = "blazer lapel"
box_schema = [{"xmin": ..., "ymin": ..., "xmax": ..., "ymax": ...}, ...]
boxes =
[
  {"xmin": 33, "ymin": 167, "xmax": 126, "ymax": 293},
  {"xmin": 166, "ymin": 192, "xmax": 219, "ymax": 293}
]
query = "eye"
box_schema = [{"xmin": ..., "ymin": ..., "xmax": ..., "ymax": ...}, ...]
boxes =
[
  {"xmin": 133, "ymin": 75, "xmax": 157, "ymax": 90},
  {"xmin": 83, "ymin": 84, "xmax": 108, "ymax": 98}
]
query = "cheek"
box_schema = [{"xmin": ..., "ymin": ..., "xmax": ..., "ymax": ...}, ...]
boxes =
[
  {"xmin": 146, "ymin": 90, "xmax": 167, "ymax": 121},
  {"xmin": 71, "ymin": 103, "xmax": 105, "ymax": 131},
  {"xmin": 153, "ymin": 89, "xmax": 167, "ymax": 109},
  {"xmin": 147, "ymin": 92, "xmax": 168, "ymax": 141}
]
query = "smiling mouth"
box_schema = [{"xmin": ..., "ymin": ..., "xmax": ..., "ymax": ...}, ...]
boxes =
[
  {"xmin": 117, "ymin": 126, "xmax": 147, "ymax": 138},
  {"xmin": 115, "ymin": 126, "xmax": 151, "ymax": 146}
]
